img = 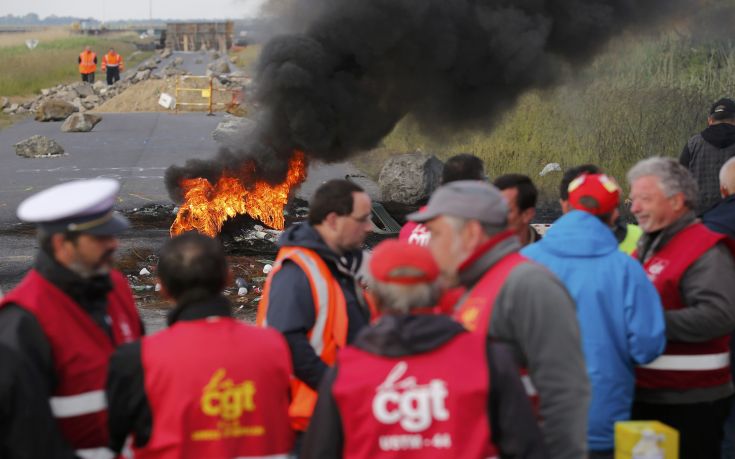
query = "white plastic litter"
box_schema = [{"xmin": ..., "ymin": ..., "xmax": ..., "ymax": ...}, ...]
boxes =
[
  {"xmin": 158, "ymin": 93, "xmax": 176, "ymax": 110},
  {"xmin": 154, "ymin": 283, "xmax": 161, "ymax": 292},
  {"xmin": 539, "ymin": 163, "xmax": 562, "ymax": 177},
  {"xmin": 139, "ymin": 268, "xmax": 151, "ymax": 276},
  {"xmin": 263, "ymin": 264, "xmax": 273, "ymax": 274},
  {"xmin": 238, "ymin": 287, "xmax": 248, "ymax": 296}
]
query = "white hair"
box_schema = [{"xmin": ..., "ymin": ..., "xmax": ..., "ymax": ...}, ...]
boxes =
[
  {"xmin": 720, "ymin": 156, "xmax": 735, "ymax": 193},
  {"xmin": 369, "ymin": 267, "xmax": 440, "ymax": 314},
  {"xmin": 627, "ymin": 157, "xmax": 699, "ymax": 209}
]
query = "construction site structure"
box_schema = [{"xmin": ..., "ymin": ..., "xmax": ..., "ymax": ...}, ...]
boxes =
[{"xmin": 165, "ymin": 21, "xmax": 233, "ymax": 52}]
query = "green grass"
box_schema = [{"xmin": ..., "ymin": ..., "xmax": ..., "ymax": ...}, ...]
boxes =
[
  {"xmin": 228, "ymin": 44, "xmax": 262, "ymax": 75},
  {"xmin": 0, "ymin": 33, "xmax": 146, "ymax": 97}
]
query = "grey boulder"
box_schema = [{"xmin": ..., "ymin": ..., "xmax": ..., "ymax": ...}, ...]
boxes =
[
  {"xmin": 35, "ymin": 99, "xmax": 76, "ymax": 121},
  {"xmin": 378, "ymin": 152, "xmax": 444, "ymax": 205},
  {"xmin": 14, "ymin": 135, "xmax": 65, "ymax": 158},
  {"xmin": 61, "ymin": 113, "xmax": 102, "ymax": 132}
]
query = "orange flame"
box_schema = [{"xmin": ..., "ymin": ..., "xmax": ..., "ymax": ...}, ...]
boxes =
[{"xmin": 170, "ymin": 151, "xmax": 308, "ymax": 237}]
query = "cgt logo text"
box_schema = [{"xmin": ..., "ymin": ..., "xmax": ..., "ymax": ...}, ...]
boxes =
[{"xmin": 372, "ymin": 362, "xmax": 452, "ymax": 450}]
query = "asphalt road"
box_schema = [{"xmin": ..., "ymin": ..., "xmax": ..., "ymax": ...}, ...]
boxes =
[{"xmin": 0, "ymin": 112, "xmax": 377, "ymax": 294}]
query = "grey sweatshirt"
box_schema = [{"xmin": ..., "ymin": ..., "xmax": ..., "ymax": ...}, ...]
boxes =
[{"xmin": 458, "ymin": 236, "xmax": 590, "ymax": 459}]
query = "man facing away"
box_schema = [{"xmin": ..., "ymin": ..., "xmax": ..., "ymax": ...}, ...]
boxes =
[
  {"xmin": 107, "ymin": 233, "xmax": 293, "ymax": 458},
  {"xmin": 522, "ymin": 173, "xmax": 666, "ymax": 458},
  {"xmin": 407, "ymin": 180, "xmax": 590, "ymax": 459},
  {"xmin": 257, "ymin": 179, "xmax": 375, "ymax": 447},
  {"xmin": 303, "ymin": 239, "xmax": 547, "ymax": 459},
  {"xmin": 101, "ymin": 47, "xmax": 124, "ymax": 85},
  {"xmin": 79, "ymin": 45, "xmax": 97, "ymax": 83},
  {"xmin": 0, "ymin": 178, "xmax": 143, "ymax": 459},
  {"xmin": 680, "ymin": 97, "xmax": 735, "ymax": 214},
  {"xmin": 628, "ymin": 157, "xmax": 735, "ymax": 459},
  {"xmin": 703, "ymin": 156, "xmax": 735, "ymax": 239}
]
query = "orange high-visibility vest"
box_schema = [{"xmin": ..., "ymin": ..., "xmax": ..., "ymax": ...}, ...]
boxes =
[
  {"xmin": 257, "ymin": 246, "xmax": 355, "ymax": 432},
  {"xmin": 79, "ymin": 51, "xmax": 96, "ymax": 74},
  {"xmin": 101, "ymin": 52, "xmax": 123, "ymax": 71}
]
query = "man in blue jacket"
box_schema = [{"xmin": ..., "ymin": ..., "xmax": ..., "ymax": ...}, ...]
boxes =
[{"xmin": 522, "ymin": 173, "xmax": 666, "ymax": 459}]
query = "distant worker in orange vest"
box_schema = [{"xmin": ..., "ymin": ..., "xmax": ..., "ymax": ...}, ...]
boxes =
[
  {"xmin": 78, "ymin": 46, "xmax": 97, "ymax": 83},
  {"xmin": 101, "ymin": 47, "xmax": 124, "ymax": 85},
  {"xmin": 258, "ymin": 179, "xmax": 376, "ymax": 454},
  {"xmin": 107, "ymin": 233, "xmax": 294, "ymax": 458}
]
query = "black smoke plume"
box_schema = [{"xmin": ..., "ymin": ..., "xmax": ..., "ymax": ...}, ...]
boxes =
[{"xmin": 166, "ymin": 0, "xmax": 690, "ymax": 202}]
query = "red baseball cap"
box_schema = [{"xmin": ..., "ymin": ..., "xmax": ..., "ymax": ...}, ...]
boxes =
[
  {"xmin": 568, "ymin": 173, "xmax": 620, "ymax": 216},
  {"xmin": 369, "ymin": 239, "xmax": 439, "ymax": 285}
]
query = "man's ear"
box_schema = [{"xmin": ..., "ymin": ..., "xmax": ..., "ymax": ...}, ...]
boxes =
[
  {"xmin": 670, "ymin": 192, "xmax": 686, "ymax": 212},
  {"xmin": 156, "ymin": 278, "xmax": 173, "ymax": 300},
  {"xmin": 722, "ymin": 185, "xmax": 731, "ymax": 198},
  {"xmin": 560, "ymin": 199, "xmax": 571, "ymax": 214},
  {"xmin": 521, "ymin": 207, "xmax": 536, "ymax": 225},
  {"xmin": 323, "ymin": 211, "xmax": 339, "ymax": 230}
]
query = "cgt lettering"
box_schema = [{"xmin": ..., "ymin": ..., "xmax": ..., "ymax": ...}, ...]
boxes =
[
  {"xmin": 372, "ymin": 361, "xmax": 449, "ymax": 432},
  {"xmin": 201, "ymin": 368, "xmax": 256, "ymax": 421}
]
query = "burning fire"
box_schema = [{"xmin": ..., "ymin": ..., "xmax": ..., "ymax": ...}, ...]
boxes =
[{"xmin": 170, "ymin": 151, "xmax": 308, "ymax": 237}]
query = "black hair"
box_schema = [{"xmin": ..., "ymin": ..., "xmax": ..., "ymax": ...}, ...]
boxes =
[
  {"xmin": 307, "ymin": 179, "xmax": 364, "ymax": 225},
  {"xmin": 493, "ymin": 174, "xmax": 538, "ymax": 211},
  {"xmin": 442, "ymin": 153, "xmax": 486, "ymax": 184},
  {"xmin": 157, "ymin": 232, "xmax": 228, "ymax": 303},
  {"xmin": 559, "ymin": 164, "xmax": 601, "ymax": 200}
]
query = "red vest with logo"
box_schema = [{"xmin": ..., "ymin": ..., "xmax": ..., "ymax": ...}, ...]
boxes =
[
  {"xmin": 636, "ymin": 223, "xmax": 735, "ymax": 390},
  {"xmin": 0, "ymin": 269, "xmax": 141, "ymax": 458},
  {"xmin": 136, "ymin": 317, "xmax": 293, "ymax": 459},
  {"xmin": 453, "ymin": 251, "xmax": 539, "ymax": 410},
  {"xmin": 333, "ymin": 331, "xmax": 493, "ymax": 458}
]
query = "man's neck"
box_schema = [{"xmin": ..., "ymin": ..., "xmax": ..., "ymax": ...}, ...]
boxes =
[{"xmin": 313, "ymin": 224, "xmax": 343, "ymax": 256}]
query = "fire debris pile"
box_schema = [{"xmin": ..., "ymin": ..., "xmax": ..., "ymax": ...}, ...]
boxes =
[{"xmin": 164, "ymin": 0, "xmax": 691, "ymax": 238}]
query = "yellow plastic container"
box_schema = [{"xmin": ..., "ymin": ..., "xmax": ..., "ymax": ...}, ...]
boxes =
[{"xmin": 614, "ymin": 420, "xmax": 679, "ymax": 459}]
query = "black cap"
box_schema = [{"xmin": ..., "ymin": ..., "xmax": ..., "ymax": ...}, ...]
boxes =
[{"xmin": 710, "ymin": 98, "xmax": 735, "ymax": 120}]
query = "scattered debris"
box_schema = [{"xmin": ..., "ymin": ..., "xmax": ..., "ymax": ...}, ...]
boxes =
[
  {"xmin": 14, "ymin": 135, "xmax": 65, "ymax": 158},
  {"xmin": 263, "ymin": 264, "xmax": 273, "ymax": 274},
  {"xmin": 140, "ymin": 267, "xmax": 151, "ymax": 276},
  {"xmin": 60, "ymin": 113, "xmax": 102, "ymax": 132},
  {"xmin": 35, "ymin": 99, "xmax": 76, "ymax": 121},
  {"xmin": 540, "ymin": 162, "xmax": 562, "ymax": 176},
  {"xmin": 238, "ymin": 287, "xmax": 248, "ymax": 296}
]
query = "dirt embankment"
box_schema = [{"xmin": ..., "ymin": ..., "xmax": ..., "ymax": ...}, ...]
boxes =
[{"xmin": 93, "ymin": 79, "xmax": 176, "ymax": 113}]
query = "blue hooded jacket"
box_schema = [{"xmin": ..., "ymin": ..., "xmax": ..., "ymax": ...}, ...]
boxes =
[{"xmin": 522, "ymin": 211, "xmax": 666, "ymax": 452}]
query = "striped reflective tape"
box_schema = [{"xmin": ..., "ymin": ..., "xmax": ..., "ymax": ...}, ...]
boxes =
[
  {"xmin": 640, "ymin": 352, "xmax": 730, "ymax": 371},
  {"xmin": 49, "ymin": 390, "xmax": 106, "ymax": 418},
  {"xmin": 521, "ymin": 374, "xmax": 538, "ymax": 397},
  {"xmin": 76, "ymin": 447, "xmax": 115, "ymax": 459},
  {"xmin": 290, "ymin": 252, "xmax": 331, "ymax": 357}
]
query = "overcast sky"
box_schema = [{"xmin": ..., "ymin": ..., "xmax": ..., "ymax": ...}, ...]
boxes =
[{"xmin": 4, "ymin": 0, "xmax": 268, "ymax": 21}]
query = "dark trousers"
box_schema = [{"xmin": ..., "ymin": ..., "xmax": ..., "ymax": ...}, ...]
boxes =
[
  {"xmin": 632, "ymin": 397, "xmax": 732, "ymax": 459},
  {"xmin": 81, "ymin": 72, "xmax": 95, "ymax": 83},
  {"xmin": 106, "ymin": 67, "xmax": 120, "ymax": 85}
]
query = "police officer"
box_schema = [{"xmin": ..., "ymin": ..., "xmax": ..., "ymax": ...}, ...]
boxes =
[
  {"xmin": 0, "ymin": 178, "xmax": 143, "ymax": 459},
  {"xmin": 303, "ymin": 239, "xmax": 547, "ymax": 458},
  {"xmin": 107, "ymin": 233, "xmax": 293, "ymax": 458}
]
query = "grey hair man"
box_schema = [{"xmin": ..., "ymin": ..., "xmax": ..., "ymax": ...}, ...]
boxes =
[
  {"xmin": 407, "ymin": 180, "xmax": 590, "ymax": 459},
  {"xmin": 702, "ymin": 156, "xmax": 735, "ymax": 240},
  {"xmin": 628, "ymin": 156, "xmax": 735, "ymax": 459},
  {"xmin": 680, "ymin": 97, "xmax": 735, "ymax": 213},
  {"xmin": 303, "ymin": 239, "xmax": 547, "ymax": 458}
]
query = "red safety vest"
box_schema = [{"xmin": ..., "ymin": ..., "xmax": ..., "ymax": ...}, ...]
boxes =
[
  {"xmin": 332, "ymin": 331, "xmax": 495, "ymax": 458},
  {"xmin": 453, "ymin": 250, "xmax": 540, "ymax": 412},
  {"xmin": 135, "ymin": 317, "xmax": 293, "ymax": 459},
  {"xmin": 79, "ymin": 51, "xmax": 97, "ymax": 74},
  {"xmin": 257, "ymin": 246, "xmax": 376, "ymax": 431},
  {"xmin": 636, "ymin": 223, "xmax": 735, "ymax": 390},
  {"xmin": 0, "ymin": 269, "xmax": 141, "ymax": 459}
]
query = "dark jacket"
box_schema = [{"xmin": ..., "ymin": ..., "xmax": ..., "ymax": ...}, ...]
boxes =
[
  {"xmin": 264, "ymin": 223, "xmax": 371, "ymax": 390},
  {"xmin": 635, "ymin": 212, "xmax": 735, "ymax": 404},
  {"xmin": 106, "ymin": 295, "xmax": 232, "ymax": 453},
  {"xmin": 302, "ymin": 314, "xmax": 548, "ymax": 459},
  {"xmin": 459, "ymin": 235, "xmax": 590, "ymax": 459},
  {"xmin": 702, "ymin": 194, "xmax": 735, "ymax": 239},
  {"xmin": 0, "ymin": 250, "xmax": 128, "ymax": 459},
  {"xmin": 680, "ymin": 123, "xmax": 735, "ymax": 214}
]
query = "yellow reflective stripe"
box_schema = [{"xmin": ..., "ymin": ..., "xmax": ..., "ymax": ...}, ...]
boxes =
[
  {"xmin": 50, "ymin": 390, "xmax": 106, "ymax": 418},
  {"xmin": 289, "ymin": 251, "xmax": 331, "ymax": 356},
  {"xmin": 75, "ymin": 447, "xmax": 115, "ymax": 459},
  {"xmin": 640, "ymin": 352, "xmax": 730, "ymax": 371}
]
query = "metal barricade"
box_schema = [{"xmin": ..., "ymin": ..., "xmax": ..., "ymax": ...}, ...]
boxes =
[{"xmin": 174, "ymin": 75, "xmax": 247, "ymax": 115}]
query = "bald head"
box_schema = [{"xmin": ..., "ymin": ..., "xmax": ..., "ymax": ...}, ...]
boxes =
[{"xmin": 720, "ymin": 157, "xmax": 735, "ymax": 197}]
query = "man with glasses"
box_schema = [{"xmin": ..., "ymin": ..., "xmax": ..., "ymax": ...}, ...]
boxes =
[{"xmin": 258, "ymin": 179, "xmax": 375, "ymax": 453}]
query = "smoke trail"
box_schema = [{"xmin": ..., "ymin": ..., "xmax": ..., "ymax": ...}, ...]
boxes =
[{"xmin": 166, "ymin": 0, "xmax": 690, "ymax": 201}]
